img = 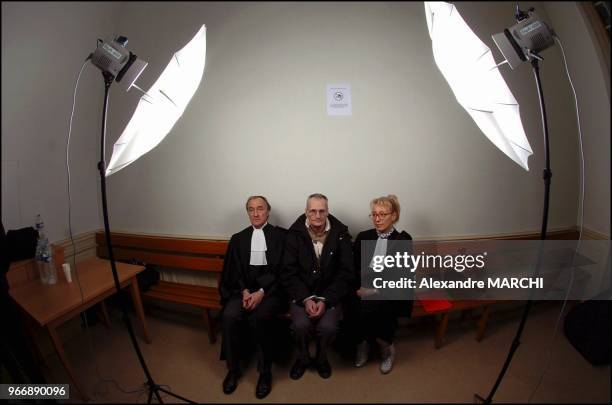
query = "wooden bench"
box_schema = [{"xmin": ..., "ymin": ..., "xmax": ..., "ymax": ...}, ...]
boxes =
[
  {"xmin": 404, "ymin": 229, "xmax": 580, "ymax": 348},
  {"xmin": 95, "ymin": 231, "xmax": 227, "ymax": 344},
  {"xmin": 95, "ymin": 231, "xmax": 499, "ymax": 348},
  {"xmin": 411, "ymin": 297, "xmax": 497, "ymax": 349}
]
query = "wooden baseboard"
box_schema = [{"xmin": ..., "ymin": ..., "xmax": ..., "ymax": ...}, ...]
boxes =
[{"xmin": 578, "ymin": 227, "xmax": 609, "ymax": 240}]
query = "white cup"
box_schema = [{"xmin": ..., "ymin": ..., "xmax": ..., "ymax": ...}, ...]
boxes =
[{"xmin": 62, "ymin": 263, "xmax": 72, "ymax": 283}]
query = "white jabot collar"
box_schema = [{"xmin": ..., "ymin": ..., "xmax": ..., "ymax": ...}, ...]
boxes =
[
  {"xmin": 369, "ymin": 238, "xmax": 388, "ymax": 269},
  {"xmin": 250, "ymin": 223, "xmax": 268, "ymax": 266},
  {"xmin": 377, "ymin": 227, "xmax": 395, "ymax": 239}
]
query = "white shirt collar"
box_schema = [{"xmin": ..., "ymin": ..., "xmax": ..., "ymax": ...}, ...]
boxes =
[{"xmin": 253, "ymin": 222, "xmax": 268, "ymax": 231}]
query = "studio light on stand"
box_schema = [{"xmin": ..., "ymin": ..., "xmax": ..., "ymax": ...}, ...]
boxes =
[
  {"xmin": 425, "ymin": 2, "xmax": 559, "ymax": 403},
  {"xmin": 478, "ymin": 8, "xmax": 556, "ymax": 404},
  {"xmin": 86, "ymin": 25, "xmax": 206, "ymax": 404}
]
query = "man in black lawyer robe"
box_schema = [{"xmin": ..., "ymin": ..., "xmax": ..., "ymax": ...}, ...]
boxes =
[{"xmin": 219, "ymin": 196, "xmax": 287, "ymax": 399}]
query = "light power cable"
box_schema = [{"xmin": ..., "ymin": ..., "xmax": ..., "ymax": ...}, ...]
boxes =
[
  {"xmin": 527, "ymin": 34, "xmax": 586, "ymax": 403},
  {"xmin": 65, "ymin": 57, "xmax": 148, "ymax": 402}
]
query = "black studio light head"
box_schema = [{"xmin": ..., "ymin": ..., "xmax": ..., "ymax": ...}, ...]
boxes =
[
  {"xmin": 492, "ymin": 8, "xmax": 555, "ymax": 69},
  {"xmin": 90, "ymin": 35, "xmax": 147, "ymax": 90}
]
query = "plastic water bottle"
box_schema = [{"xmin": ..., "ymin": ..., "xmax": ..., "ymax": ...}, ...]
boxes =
[{"xmin": 35, "ymin": 214, "xmax": 57, "ymax": 284}]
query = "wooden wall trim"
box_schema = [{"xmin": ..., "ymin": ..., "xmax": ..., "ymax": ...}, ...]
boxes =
[
  {"xmin": 580, "ymin": 226, "xmax": 610, "ymax": 240},
  {"xmin": 415, "ymin": 228, "xmax": 580, "ymax": 241},
  {"xmin": 95, "ymin": 229, "xmax": 230, "ymax": 241},
  {"xmin": 60, "ymin": 225, "xmax": 605, "ymax": 266},
  {"xmin": 53, "ymin": 231, "xmax": 97, "ymax": 262},
  {"xmin": 92, "ymin": 227, "xmax": 592, "ymax": 243}
]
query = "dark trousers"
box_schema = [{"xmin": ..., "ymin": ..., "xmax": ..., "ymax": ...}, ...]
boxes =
[
  {"xmin": 289, "ymin": 302, "xmax": 342, "ymax": 364},
  {"xmin": 221, "ymin": 295, "xmax": 283, "ymax": 373},
  {"xmin": 355, "ymin": 300, "xmax": 398, "ymax": 344}
]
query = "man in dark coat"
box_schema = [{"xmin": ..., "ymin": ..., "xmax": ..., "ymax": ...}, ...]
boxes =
[
  {"xmin": 219, "ymin": 196, "xmax": 287, "ymax": 399},
  {"xmin": 280, "ymin": 193, "xmax": 354, "ymax": 380}
]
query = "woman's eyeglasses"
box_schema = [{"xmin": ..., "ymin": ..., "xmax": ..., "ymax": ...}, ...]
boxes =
[{"xmin": 369, "ymin": 212, "xmax": 392, "ymax": 219}]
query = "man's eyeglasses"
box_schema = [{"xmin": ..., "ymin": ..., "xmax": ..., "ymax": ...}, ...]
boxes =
[
  {"xmin": 307, "ymin": 209, "xmax": 328, "ymax": 217},
  {"xmin": 369, "ymin": 212, "xmax": 392, "ymax": 219}
]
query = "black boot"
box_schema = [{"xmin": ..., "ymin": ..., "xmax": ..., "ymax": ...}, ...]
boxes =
[
  {"xmin": 255, "ymin": 371, "xmax": 272, "ymax": 399},
  {"xmin": 222, "ymin": 370, "xmax": 240, "ymax": 394},
  {"xmin": 316, "ymin": 358, "xmax": 331, "ymax": 379},
  {"xmin": 289, "ymin": 358, "xmax": 309, "ymax": 380}
]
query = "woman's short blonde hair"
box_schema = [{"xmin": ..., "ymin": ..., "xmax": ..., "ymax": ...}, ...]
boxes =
[{"xmin": 370, "ymin": 194, "xmax": 401, "ymax": 223}]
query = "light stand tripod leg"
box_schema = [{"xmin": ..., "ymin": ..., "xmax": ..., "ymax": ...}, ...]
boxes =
[
  {"xmin": 476, "ymin": 59, "xmax": 552, "ymax": 404},
  {"xmin": 147, "ymin": 386, "xmax": 155, "ymax": 404},
  {"xmin": 97, "ymin": 72, "xmax": 195, "ymax": 404}
]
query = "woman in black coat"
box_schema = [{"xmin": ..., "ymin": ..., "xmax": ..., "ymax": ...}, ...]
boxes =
[{"xmin": 350, "ymin": 194, "xmax": 413, "ymax": 374}]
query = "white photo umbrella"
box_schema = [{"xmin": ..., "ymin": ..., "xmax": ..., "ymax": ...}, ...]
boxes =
[
  {"xmin": 424, "ymin": 2, "xmax": 533, "ymax": 170},
  {"xmin": 105, "ymin": 25, "xmax": 207, "ymax": 176}
]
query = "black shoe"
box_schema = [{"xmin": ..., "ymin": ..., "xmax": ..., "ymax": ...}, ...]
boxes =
[
  {"xmin": 255, "ymin": 372, "xmax": 272, "ymax": 399},
  {"xmin": 316, "ymin": 360, "xmax": 332, "ymax": 379},
  {"xmin": 222, "ymin": 370, "xmax": 240, "ymax": 395},
  {"xmin": 289, "ymin": 359, "xmax": 308, "ymax": 380}
]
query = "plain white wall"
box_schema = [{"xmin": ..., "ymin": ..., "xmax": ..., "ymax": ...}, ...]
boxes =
[
  {"xmin": 2, "ymin": 1, "xmax": 122, "ymax": 241},
  {"xmin": 542, "ymin": 2, "xmax": 611, "ymax": 236},
  {"xmin": 102, "ymin": 1, "xmax": 588, "ymax": 239},
  {"xmin": 2, "ymin": 2, "xmax": 608, "ymax": 242}
]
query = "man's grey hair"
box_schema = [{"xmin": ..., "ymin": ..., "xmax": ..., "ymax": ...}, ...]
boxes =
[
  {"xmin": 306, "ymin": 193, "xmax": 328, "ymax": 208},
  {"xmin": 245, "ymin": 195, "xmax": 271, "ymax": 211}
]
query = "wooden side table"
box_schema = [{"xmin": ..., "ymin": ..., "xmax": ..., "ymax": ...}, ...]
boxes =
[{"xmin": 8, "ymin": 256, "xmax": 150, "ymax": 400}]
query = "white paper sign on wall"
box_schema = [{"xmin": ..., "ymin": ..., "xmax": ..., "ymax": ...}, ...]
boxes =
[{"xmin": 326, "ymin": 83, "xmax": 352, "ymax": 116}]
